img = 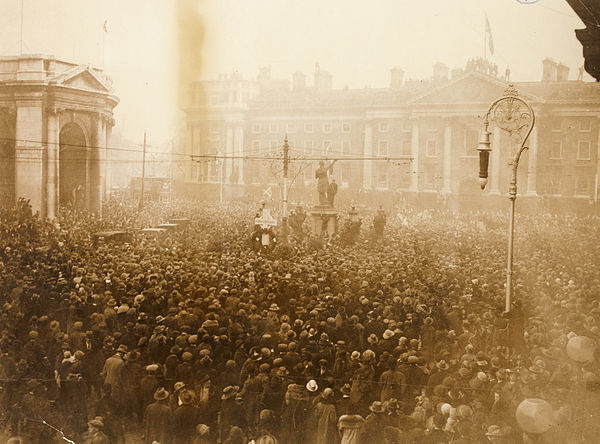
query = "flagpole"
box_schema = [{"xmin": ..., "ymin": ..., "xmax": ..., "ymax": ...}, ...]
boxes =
[
  {"xmin": 483, "ymin": 14, "xmax": 486, "ymax": 61},
  {"xmin": 20, "ymin": 0, "xmax": 24, "ymax": 55}
]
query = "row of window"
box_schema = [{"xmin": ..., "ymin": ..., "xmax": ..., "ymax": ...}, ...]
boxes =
[
  {"xmin": 551, "ymin": 120, "xmax": 593, "ymax": 133},
  {"xmin": 250, "ymin": 121, "xmax": 396, "ymax": 134},
  {"xmin": 548, "ymin": 140, "xmax": 593, "ymax": 160},
  {"xmin": 196, "ymin": 130, "xmax": 596, "ymax": 161},
  {"xmin": 248, "ymin": 139, "xmax": 409, "ymax": 157},
  {"xmin": 542, "ymin": 172, "xmax": 594, "ymax": 196},
  {"xmin": 252, "ymin": 122, "xmax": 354, "ymax": 134}
]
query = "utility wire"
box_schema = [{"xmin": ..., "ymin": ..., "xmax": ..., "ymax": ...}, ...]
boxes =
[{"xmin": 0, "ymin": 136, "xmax": 186, "ymax": 157}]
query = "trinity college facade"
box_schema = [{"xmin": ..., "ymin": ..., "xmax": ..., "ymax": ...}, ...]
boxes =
[{"xmin": 179, "ymin": 61, "xmax": 600, "ymax": 213}]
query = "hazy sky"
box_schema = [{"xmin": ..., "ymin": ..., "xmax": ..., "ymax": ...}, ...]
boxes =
[{"xmin": 0, "ymin": 0, "xmax": 590, "ymax": 145}]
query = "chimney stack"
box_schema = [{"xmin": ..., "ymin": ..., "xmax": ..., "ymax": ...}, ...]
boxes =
[
  {"xmin": 542, "ymin": 58, "xmax": 558, "ymax": 82},
  {"xmin": 557, "ymin": 63, "xmax": 569, "ymax": 81},
  {"xmin": 292, "ymin": 71, "xmax": 306, "ymax": 90},
  {"xmin": 314, "ymin": 64, "xmax": 332, "ymax": 92},
  {"xmin": 390, "ymin": 67, "xmax": 404, "ymax": 90}
]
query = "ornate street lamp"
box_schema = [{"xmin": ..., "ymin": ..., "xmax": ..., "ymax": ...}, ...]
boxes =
[{"xmin": 477, "ymin": 84, "xmax": 535, "ymax": 314}]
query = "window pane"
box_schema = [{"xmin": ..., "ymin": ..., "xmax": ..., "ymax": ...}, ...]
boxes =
[
  {"xmin": 577, "ymin": 141, "xmax": 590, "ymax": 160},
  {"xmin": 550, "ymin": 141, "xmax": 562, "ymax": 159}
]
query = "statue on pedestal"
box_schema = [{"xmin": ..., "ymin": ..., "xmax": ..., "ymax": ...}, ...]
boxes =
[{"xmin": 315, "ymin": 160, "xmax": 336, "ymax": 206}]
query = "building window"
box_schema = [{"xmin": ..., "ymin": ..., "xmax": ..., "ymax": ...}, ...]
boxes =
[
  {"xmin": 322, "ymin": 140, "xmax": 331, "ymax": 155},
  {"xmin": 577, "ymin": 140, "xmax": 591, "ymax": 160},
  {"xmin": 252, "ymin": 140, "xmax": 261, "ymax": 154},
  {"xmin": 549, "ymin": 140, "xmax": 562, "ymax": 160},
  {"xmin": 209, "ymin": 95, "xmax": 218, "ymax": 105},
  {"xmin": 426, "ymin": 139, "xmax": 437, "ymax": 157},
  {"xmin": 401, "ymin": 132, "xmax": 411, "ymax": 156},
  {"xmin": 270, "ymin": 140, "xmax": 279, "ymax": 152},
  {"xmin": 463, "ymin": 129, "xmax": 479, "ymax": 157},
  {"xmin": 323, "ymin": 123, "xmax": 332, "ymax": 133},
  {"xmin": 424, "ymin": 165, "xmax": 437, "ymax": 189},
  {"xmin": 341, "ymin": 164, "xmax": 351, "ymax": 187},
  {"xmin": 270, "ymin": 123, "xmax": 278, "ymax": 134},
  {"xmin": 304, "ymin": 140, "xmax": 313, "ymax": 155},
  {"xmin": 546, "ymin": 167, "xmax": 562, "ymax": 195},
  {"xmin": 378, "ymin": 140, "xmax": 388, "ymax": 156},
  {"xmin": 209, "ymin": 162, "xmax": 219, "ymax": 182},
  {"xmin": 580, "ymin": 119, "xmax": 592, "ymax": 132},
  {"xmin": 304, "ymin": 123, "xmax": 313, "ymax": 133},
  {"xmin": 575, "ymin": 174, "xmax": 590, "ymax": 196},
  {"xmin": 286, "ymin": 123, "xmax": 296, "ymax": 133},
  {"xmin": 376, "ymin": 165, "xmax": 388, "ymax": 188},
  {"xmin": 342, "ymin": 140, "xmax": 351, "ymax": 154},
  {"xmin": 252, "ymin": 124, "xmax": 261, "ymax": 134},
  {"xmin": 342, "ymin": 122, "xmax": 351, "ymax": 133},
  {"xmin": 378, "ymin": 122, "xmax": 389, "ymax": 132}
]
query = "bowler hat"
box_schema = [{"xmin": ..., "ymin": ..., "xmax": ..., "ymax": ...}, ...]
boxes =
[
  {"xmin": 306, "ymin": 379, "xmax": 318, "ymax": 392},
  {"xmin": 153, "ymin": 387, "xmax": 169, "ymax": 401},
  {"xmin": 222, "ymin": 385, "xmax": 240, "ymax": 400},
  {"xmin": 179, "ymin": 389, "xmax": 195, "ymax": 405}
]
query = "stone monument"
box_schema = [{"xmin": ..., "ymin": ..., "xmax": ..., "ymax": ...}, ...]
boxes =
[{"xmin": 310, "ymin": 160, "xmax": 338, "ymax": 237}]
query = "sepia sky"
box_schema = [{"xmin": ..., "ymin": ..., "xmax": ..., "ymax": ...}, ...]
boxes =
[{"xmin": 0, "ymin": 0, "xmax": 591, "ymax": 145}]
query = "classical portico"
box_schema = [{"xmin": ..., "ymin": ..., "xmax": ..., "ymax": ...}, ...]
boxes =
[{"xmin": 0, "ymin": 55, "xmax": 118, "ymax": 218}]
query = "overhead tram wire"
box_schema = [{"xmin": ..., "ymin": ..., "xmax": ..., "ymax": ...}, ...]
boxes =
[
  {"xmin": 191, "ymin": 153, "xmax": 414, "ymax": 162},
  {"xmin": 0, "ymin": 137, "xmax": 413, "ymax": 164},
  {"xmin": 0, "ymin": 136, "xmax": 188, "ymax": 158}
]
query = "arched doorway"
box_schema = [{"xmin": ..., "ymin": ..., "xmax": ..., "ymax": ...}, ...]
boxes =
[{"xmin": 59, "ymin": 123, "xmax": 87, "ymax": 208}]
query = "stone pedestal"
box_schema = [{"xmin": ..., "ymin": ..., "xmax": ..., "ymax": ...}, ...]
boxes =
[{"xmin": 310, "ymin": 205, "xmax": 338, "ymax": 237}]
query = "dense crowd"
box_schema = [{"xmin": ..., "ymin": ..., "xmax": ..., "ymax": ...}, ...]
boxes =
[{"xmin": 1, "ymin": 197, "xmax": 599, "ymax": 443}]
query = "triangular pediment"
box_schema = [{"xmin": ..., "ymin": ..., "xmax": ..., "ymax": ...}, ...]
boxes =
[
  {"xmin": 409, "ymin": 71, "xmax": 544, "ymax": 105},
  {"xmin": 63, "ymin": 71, "xmax": 108, "ymax": 91},
  {"xmin": 52, "ymin": 66, "xmax": 114, "ymax": 94}
]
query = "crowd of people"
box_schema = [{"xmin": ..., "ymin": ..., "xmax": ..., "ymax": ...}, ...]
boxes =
[{"xmin": 1, "ymin": 196, "xmax": 599, "ymax": 443}]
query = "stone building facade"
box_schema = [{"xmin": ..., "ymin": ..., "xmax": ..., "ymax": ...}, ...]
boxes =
[
  {"xmin": 0, "ymin": 55, "xmax": 118, "ymax": 218},
  {"xmin": 179, "ymin": 61, "xmax": 600, "ymax": 212}
]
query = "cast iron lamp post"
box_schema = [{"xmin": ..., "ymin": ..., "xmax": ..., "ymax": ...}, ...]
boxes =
[{"xmin": 477, "ymin": 84, "xmax": 535, "ymax": 314}]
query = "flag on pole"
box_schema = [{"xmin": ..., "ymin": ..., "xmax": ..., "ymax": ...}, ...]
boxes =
[{"xmin": 485, "ymin": 14, "xmax": 494, "ymax": 55}]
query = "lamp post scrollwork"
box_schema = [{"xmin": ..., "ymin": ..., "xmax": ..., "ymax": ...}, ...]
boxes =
[{"xmin": 477, "ymin": 84, "xmax": 535, "ymax": 314}]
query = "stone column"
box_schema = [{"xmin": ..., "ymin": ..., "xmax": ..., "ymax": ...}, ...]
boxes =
[
  {"xmin": 89, "ymin": 114, "xmax": 106, "ymax": 216},
  {"xmin": 85, "ymin": 146, "xmax": 92, "ymax": 211},
  {"xmin": 441, "ymin": 122, "xmax": 452, "ymax": 193},
  {"xmin": 489, "ymin": 126, "xmax": 501, "ymax": 194},
  {"xmin": 15, "ymin": 102, "xmax": 44, "ymax": 215},
  {"xmin": 526, "ymin": 126, "xmax": 538, "ymax": 196},
  {"xmin": 234, "ymin": 124, "xmax": 244, "ymax": 184},
  {"xmin": 105, "ymin": 118, "xmax": 113, "ymax": 197},
  {"xmin": 410, "ymin": 122, "xmax": 419, "ymax": 191},
  {"xmin": 363, "ymin": 121, "xmax": 373, "ymax": 189},
  {"xmin": 225, "ymin": 124, "xmax": 233, "ymax": 183},
  {"xmin": 46, "ymin": 108, "xmax": 59, "ymax": 219},
  {"xmin": 98, "ymin": 116, "xmax": 106, "ymax": 215}
]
